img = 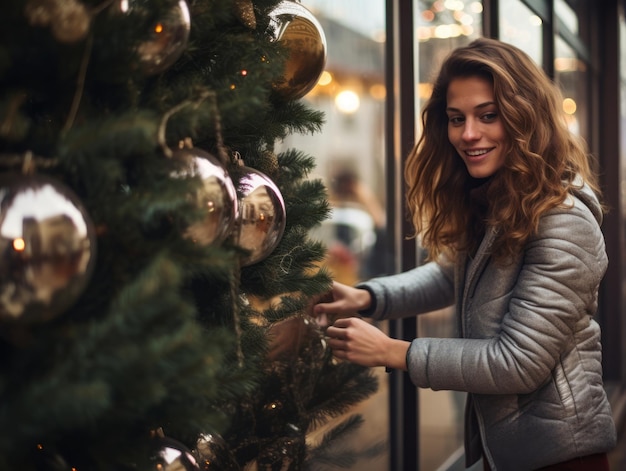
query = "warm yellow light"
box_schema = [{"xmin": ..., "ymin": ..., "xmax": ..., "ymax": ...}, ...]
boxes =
[
  {"xmin": 335, "ymin": 90, "xmax": 360, "ymax": 114},
  {"xmin": 370, "ymin": 83, "xmax": 386, "ymax": 100},
  {"xmin": 434, "ymin": 24, "xmax": 462, "ymax": 38},
  {"xmin": 462, "ymin": 25, "xmax": 474, "ymax": 36},
  {"xmin": 13, "ymin": 238, "xmax": 25, "ymax": 251},
  {"xmin": 418, "ymin": 82, "xmax": 434, "ymax": 99},
  {"xmin": 317, "ymin": 71, "xmax": 333, "ymax": 86},
  {"xmin": 154, "ymin": 23, "xmax": 164, "ymax": 34},
  {"xmin": 555, "ymin": 57, "xmax": 579, "ymax": 72},
  {"xmin": 563, "ymin": 98, "xmax": 577, "ymax": 115},
  {"xmin": 417, "ymin": 26, "xmax": 433, "ymax": 40},
  {"xmin": 444, "ymin": 0, "xmax": 465, "ymax": 11},
  {"xmin": 422, "ymin": 10, "xmax": 435, "ymax": 22},
  {"xmin": 469, "ymin": 1, "xmax": 483, "ymax": 13},
  {"xmin": 240, "ymin": 69, "xmax": 248, "ymax": 76}
]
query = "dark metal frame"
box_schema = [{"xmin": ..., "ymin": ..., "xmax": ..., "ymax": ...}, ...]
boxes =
[{"xmin": 385, "ymin": 1, "xmax": 419, "ymax": 469}]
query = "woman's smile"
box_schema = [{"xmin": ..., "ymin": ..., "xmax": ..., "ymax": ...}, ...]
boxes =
[{"xmin": 446, "ymin": 76, "xmax": 507, "ymax": 178}]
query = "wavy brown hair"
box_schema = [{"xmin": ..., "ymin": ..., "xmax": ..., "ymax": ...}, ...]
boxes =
[{"xmin": 405, "ymin": 37, "xmax": 602, "ymax": 262}]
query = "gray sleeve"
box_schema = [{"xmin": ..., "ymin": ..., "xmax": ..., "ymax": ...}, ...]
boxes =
[
  {"xmin": 356, "ymin": 261, "xmax": 455, "ymax": 321},
  {"xmin": 406, "ymin": 201, "xmax": 607, "ymax": 394}
]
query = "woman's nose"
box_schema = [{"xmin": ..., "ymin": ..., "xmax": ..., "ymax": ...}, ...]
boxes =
[{"xmin": 462, "ymin": 120, "xmax": 481, "ymax": 141}]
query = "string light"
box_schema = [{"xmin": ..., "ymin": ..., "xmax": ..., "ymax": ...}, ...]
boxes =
[
  {"xmin": 12, "ymin": 238, "xmax": 25, "ymax": 251},
  {"xmin": 563, "ymin": 97, "xmax": 577, "ymax": 115}
]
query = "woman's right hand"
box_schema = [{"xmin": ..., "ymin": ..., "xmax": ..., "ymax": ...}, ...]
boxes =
[{"xmin": 311, "ymin": 281, "xmax": 372, "ymax": 326}]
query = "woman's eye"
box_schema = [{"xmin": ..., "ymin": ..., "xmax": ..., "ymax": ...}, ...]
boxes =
[
  {"xmin": 448, "ymin": 116, "xmax": 464, "ymax": 125},
  {"xmin": 482, "ymin": 112, "xmax": 498, "ymax": 121}
]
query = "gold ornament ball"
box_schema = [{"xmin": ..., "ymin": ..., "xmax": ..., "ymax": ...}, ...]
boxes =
[
  {"xmin": 268, "ymin": 1, "xmax": 327, "ymax": 100},
  {"xmin": 234, "ymin": 167, "xmax": 286, "ymax": 266},
  {"xmin": 0, "ymin": 174, "xmax": 96, "ymax": 324},
  {"xmin": 173, "ymin": 148, "xmax": 238, "ymax": 246}
]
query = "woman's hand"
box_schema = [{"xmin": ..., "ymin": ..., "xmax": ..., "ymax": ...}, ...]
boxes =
[
  {"xmin": 311, "ymin": 281, "xmax": 372, "ymax": 326},
  {"xmin": 325, "ymin": 317, "xmax": 410, "ymax": 371}
]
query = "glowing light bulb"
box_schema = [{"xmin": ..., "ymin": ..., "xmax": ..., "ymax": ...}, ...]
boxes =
[
  {"xmin": 335, "ymin": 90, "xmax": 360, "ymax": 114},
  {"xmin": 563, "ymin": 98, "xmax": 577, "ymax": 115},
  {"xmin": 13, "ymin": 238, "xmax": 25, "ymax": 251}
]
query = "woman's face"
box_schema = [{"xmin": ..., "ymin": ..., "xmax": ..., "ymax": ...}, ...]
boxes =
[{"xmin": 446, "ymin": 76, "xmax": 507, "ymax": 179}]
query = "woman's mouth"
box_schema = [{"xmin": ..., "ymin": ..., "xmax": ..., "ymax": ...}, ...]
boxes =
[
  {"xmin": 465, "ymin": 148, "xmax": 491, "ymax": 157},
  {"xmin": 463, "ymin": 148, "xmax": 494, "ymax": 162}
]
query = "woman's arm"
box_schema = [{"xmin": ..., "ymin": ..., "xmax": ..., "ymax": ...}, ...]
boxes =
[
  {"xmin": 325, "ymin": 317, "xmax": 410, "ymax": 370},
  {"xmin": 357, "ymin": 260, "xmax": 455, "ymax": 320},
  {"xmin": 407, "ymin": 201, "xmax": 607, "ymax": 394}
]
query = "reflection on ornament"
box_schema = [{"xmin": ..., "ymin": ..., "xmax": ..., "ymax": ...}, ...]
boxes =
[
  {"xmin": 193, "ymin": 433, "xmax": 239, "ymax": 471},
  {"xmin": 152, "ymin": 436, "xmax": 201, "ymax": 471},
  {"xmin": 267, "ymin": 316, "xmax": 326, "ymax": 361},
  {"xmin": 118, "ymin": 0, "xmax": 191, "ymax": 75},
  {"xmin": 268, "ymin": 0, "xmax": 327, "ymax": 100},
  {"xmin": 0, "ymin": 174, "xmax": 96, "ymax": 324},
  {"xmin": 173, "ymin": 148, "xmax": 238, "ymax": 246},
  {"xmin": 234, "ymin": 168, "xmax": 286, "ymax": 266}
]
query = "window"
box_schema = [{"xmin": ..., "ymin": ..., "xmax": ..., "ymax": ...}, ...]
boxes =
[
  {"xmin": 278, "ymin": 2, "xmax": 390, "ymax": 469},
  {"xmin": 554, "ymin": 35, "xmax": 589, "ymax": 140},
  {"xmin": 499, "ymin": 0, "xmax": 543, "ymax": 65}
]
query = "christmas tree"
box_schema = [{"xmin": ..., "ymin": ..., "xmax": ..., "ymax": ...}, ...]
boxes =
[{"xmin": 0, "ymin": 0, "xmax": 382, "ymax": 470}]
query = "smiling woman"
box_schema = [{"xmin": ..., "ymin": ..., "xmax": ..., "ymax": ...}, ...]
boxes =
[
  {"xmin": 445, "ymin": 76, "xmax": 507, "ymax": 179},
  {"xmin": 313, "ymin": 37, "xmax": 616, "ymax": 471}
]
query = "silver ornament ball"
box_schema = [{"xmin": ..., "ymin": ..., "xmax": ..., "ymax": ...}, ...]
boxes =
[
  {"xmin": 234, "ymin": 167, "xmax": 286, "ymax": 266},
  {"xmin": 152, "ymin": 436, "xmax": 200, "ymax": 471},
  {"xmin": 0, "ymin": 174, "xmax": 96, "ymax": 324},
  {"xmin": 173, "ymin": 148, "xmax": 238, "ymax": 246},
  {"xmin": 118, "ymin": 0, "xmax": 191, "ymax": 75}
]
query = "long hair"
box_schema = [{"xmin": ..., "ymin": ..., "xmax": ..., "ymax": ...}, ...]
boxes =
[{"xmin": 405, "ymin": 37, "xmax": 602, "ymax": 262}]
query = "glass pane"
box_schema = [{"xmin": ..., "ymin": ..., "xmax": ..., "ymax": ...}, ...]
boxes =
[
  {"xmin": 554, "ymin": 36, "xmax": 589, "ymax": 141},
  {"xmin": 415, "ymin": 0, "xmax": 483, "ymax": 115},
  {"xmin": 277, "ymin": 2, "xmax": 389, "ymax": 470},
  {"xmin": 499, "ymin": 0, "xmax": 543, "ymax": 65},
  {"xmin": 414, "ymin": 1, "xmax": 482, "ymax": 469},
  {"xmin": 555, "ymin": 0, "xmax": 578, "ymax": 35}
]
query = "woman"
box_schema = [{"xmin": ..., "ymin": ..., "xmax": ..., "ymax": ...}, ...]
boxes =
[{"xmin": 313, "ymin": 38, "xmax": 616, "ymax": 471}]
